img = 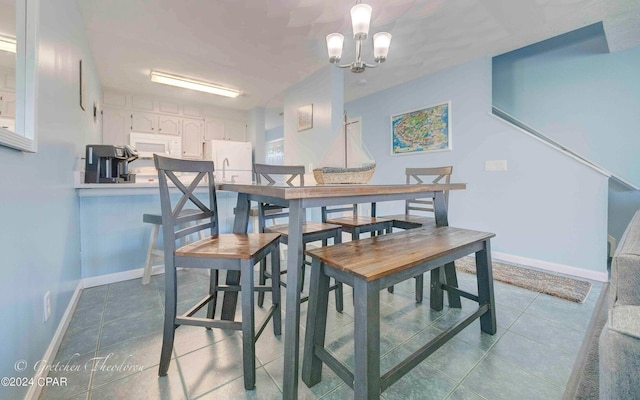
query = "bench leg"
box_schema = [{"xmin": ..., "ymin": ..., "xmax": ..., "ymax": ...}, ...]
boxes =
[
  {"xmin": 241, "ymin": 259, "xmax": 256, "ymax": 390},
  {"xmin": 429, "ymin": 267, "xmax": 444, "ymax": 311},
  {"xmin": 302, "ymin": 258, "xmax": 331, "ymax": 387},
  {"xmin": 271, "ymin": 245, "xmax": 282, "ymax": 336},
  {"xmin": 415, "ymin": 274, "xmax": 423, "ymax": 303},
  {"xmin": 476, "ymin": 240, "xmax": 497, "ymax": 334},
  {"xmin": 333, "ymin": 232, "xmax": 344, "ymax": 313},
  {"xmin": 353, "ymin": 278, "xmax": 381, "ymax": 399},
  {"xmin": 444, "ymin": 262, "xmax": 461, "ymax": 308}
]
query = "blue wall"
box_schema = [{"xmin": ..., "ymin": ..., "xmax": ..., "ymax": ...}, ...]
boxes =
[
  {"xmin": 0, "ymin": 1, "xmax": 102, "ymax": 398},
  {"xmin": 492, "ymin": 23, "xmax": 640, "ymax": 243},
  {"xmin": 346, "ymin": 57, "xmax": 608, "ymax": 277}
]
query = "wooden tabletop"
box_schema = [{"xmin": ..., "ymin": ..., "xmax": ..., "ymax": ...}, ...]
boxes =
[{"xmin": 217, "ymin": 183, "xmax": 466, "ymax": 200}]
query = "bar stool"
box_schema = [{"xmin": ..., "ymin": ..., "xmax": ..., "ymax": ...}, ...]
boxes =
[{"xmin": 141, "ymin": 209, "xmax": 205, "ymax": 285}]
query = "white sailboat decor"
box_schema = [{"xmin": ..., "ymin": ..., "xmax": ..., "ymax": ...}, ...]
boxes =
[{"xmin": 313, "ymin": 116, "xmax": 376, "ymax": 184}]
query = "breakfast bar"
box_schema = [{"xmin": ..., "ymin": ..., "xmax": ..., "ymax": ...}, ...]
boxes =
[{"xmin": 219, "ymin": 182, "xmax": 466, "ymax": 399}]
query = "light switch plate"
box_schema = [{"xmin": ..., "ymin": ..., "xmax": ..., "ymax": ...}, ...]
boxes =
[{"xmin": 485, "ymin": 160, "xmax": 507, "ymax": 171}]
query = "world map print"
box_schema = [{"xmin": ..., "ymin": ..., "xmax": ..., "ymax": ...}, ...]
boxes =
[{"xmin": 392, "ymin": 102, "xmax": 450, "ymax": 155}]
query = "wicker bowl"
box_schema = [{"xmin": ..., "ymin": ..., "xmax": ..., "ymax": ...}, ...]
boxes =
[{"xmin": 313, "ymin": 166, "xmax": 375, "ymax": 184}]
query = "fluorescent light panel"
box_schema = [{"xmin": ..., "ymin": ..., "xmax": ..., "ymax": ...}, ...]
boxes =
[
  {"xmin": 0, "ymin": 35, "xmax": 16, "ymax": 54},
  {"xmin": 150, "ymin": 71, "xmax": 240, "ymax": 98}
]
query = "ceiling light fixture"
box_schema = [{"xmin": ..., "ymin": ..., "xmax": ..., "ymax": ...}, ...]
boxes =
[
  {"xmin": 0, "ymin": 35, "xmax": 17, "ymax": 54},
  {"xmin": 150, "ymin": 71, "xmax": 241, "ymax": 98},
  {"xmin": 326, "ymin": 0, "xmax": 392, "ymax": 73}
]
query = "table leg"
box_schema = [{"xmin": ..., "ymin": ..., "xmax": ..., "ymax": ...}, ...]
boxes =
[
  {"xmin": 433, "ymin": 192, "xmax": 462, "ymax": 308},
  {"xmin": 221, "ymin": 193, "xmax": 250, "ymax": 321},
  {"xmin": 283, "ymin": 199, "xmax": 304, "ymax": 399}
]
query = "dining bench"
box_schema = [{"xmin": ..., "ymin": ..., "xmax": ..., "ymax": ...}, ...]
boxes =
[{"xmin": 301, "ymin": 225, "xmax": 497, "ymax": 399}]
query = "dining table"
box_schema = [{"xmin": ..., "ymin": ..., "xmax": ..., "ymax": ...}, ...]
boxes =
[{"xmin": 217, "ymin": 182, "xmax": 466, "ymax": 399}]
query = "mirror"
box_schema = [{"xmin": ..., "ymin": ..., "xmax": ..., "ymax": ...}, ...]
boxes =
[{"xmin": 0, "ymin": 0, "xmax": 38, "ymax": 152}]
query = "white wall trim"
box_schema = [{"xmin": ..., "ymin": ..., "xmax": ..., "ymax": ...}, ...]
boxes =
[
  {"xmin": 26, "ymin": 282, "xmax": 83, "ymax": 400},
  {"xmin": 493, "ymin": 251, "xmax": 609, "ymax": 282},
  {"xmin": 82, "ymin": 265, "xmax": 165, "ymax": 288}
]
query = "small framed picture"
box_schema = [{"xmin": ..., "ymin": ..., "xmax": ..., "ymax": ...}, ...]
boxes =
[{"xmin": 297, "ymin": 104, "xmax": 313, "ymax": 132}]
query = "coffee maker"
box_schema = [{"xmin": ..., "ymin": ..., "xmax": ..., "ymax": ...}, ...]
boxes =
[{"xmin": 84, "ymin": 145, "xmax": 138, "ymax": 183}]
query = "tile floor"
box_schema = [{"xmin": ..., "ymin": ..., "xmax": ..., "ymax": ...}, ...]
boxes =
[{"xmin": 38, "ymin": 265, "xmax": 602, "ymax": 400}]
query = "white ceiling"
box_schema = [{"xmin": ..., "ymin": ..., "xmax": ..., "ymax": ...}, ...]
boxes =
[{"xmin": 78, "ymin": 0, "xmax": 640, "ymax": 112}]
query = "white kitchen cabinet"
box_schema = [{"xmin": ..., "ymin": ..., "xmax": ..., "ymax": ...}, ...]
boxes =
[
  {"xmin": 182, "ymin": 118, "xmax": 204, "ymax": 159},
  {"xmin": 102, "ymin": 107, "xmax": 131, "ymax": 145},
  {"xmin": 103, "ymin": 92, "xmax": 128, "ymax": 108},
  {"xmin": 225, "ymin": 120, "xmax": 247, "ymax": 141},
  {"xmin": 204, "ymin": 118, "xmax": 246, "ymax": 141},
  {"xmin": 204, "ymin": 118, "xmax": 225, "ymax": 140},
  {"xmin": 131, "ymin": 112, "xmax": 156, "ymax": 133},
  {"xmin": 131, "ymin": 95, "xmax": 155, "ymax": 112},
  {"xmin": 0, "ymin": 91, "xmax": 16, "ymax": 119},
  {"xmin": 157, "ymin": 115, "xmax": 181, "ymax": 135}
]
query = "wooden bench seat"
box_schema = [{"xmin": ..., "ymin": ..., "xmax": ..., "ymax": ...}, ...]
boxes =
[{"xmin": 302, "ymin": 225, "xmax": 497, "ymax": 399}]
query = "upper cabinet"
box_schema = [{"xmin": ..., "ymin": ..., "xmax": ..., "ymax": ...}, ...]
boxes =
[
  {"xmin": 102, "ymin": 108, "xmax": 130, "ymax": 145},
  {"xmin": 204, "ymin": 118, "xmax": 246, "ymax": 141},
  {"xmin": 101, "ymin": 91, "xmax": 248, "ymax": 157},
  {"xmin": 131, "ymin": 112, "xmax": 156, "ymax": 133},
  {"xmin": 157, "ymin": 115, "xmax": 181, "ymax": 135}
]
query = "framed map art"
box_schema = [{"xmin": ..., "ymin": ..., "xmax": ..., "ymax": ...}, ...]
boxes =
[{"xmin": 391, "ymin": 101, "xmax": 451, "ymax": 155}]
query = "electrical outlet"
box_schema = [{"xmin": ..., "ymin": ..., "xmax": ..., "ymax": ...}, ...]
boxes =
[
  {"xmin": 485, "ymin": 160, "xmax": 507, "ymax": 171},
  {"xmin": 44, "ymin": 291, "xmax": 51, "ymax": 322}
]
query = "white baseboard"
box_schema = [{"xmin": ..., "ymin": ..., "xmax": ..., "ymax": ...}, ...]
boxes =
[
  {"xmin": 26, "ymin": 282, "xmax": 83, "ymax": 400},
  {"xmin": 82, "ymin": 265, "xmax": 165, "ymax": 288},
  {"xmin": 492, "ymin": 251, "xmax": 609, "ymax": 282}
]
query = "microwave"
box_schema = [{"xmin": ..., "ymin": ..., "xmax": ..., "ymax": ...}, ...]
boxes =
[{"xmin": 129, "ymin": 132, "xmax": 182, "ymax": 159}]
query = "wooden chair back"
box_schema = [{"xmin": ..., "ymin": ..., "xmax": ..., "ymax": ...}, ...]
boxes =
[
  {"xmin": 405, "ymin": 166, "xmax": 453, "ymax": 216},
  {"xmin": 254, "ymin": 163, "xmax": 305, "ymax": 227},
  {"xmin": 154, "ymin": 155, "xmax": 218, "ymax": 259}
]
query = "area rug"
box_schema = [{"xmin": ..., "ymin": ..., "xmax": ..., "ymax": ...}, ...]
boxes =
[{"xmin": 455, "ymin": 257, "xmax": 592, "ymax": 303}]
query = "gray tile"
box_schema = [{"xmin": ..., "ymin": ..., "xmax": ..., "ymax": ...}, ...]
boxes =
[
  {"xmin": 89, "ymin": 362, "xmax": 186, "ymax": 400},
  {"xmin": 66, "ymin": 303, "xmax": 104, "ymax": 334},
  {"xmin": 172, "ymin": 325, "xmax": 237, "ymax": 357},
  {"xmin": 38, "ymin": 352, "xmax": 94, "ymax": 400},
  {"xmin": 524, "ymin": 293, "xmax": 597, "ymax": 332},
  {"xmin": 382, "ymin": 347, "xmax": 457, "ymax": 400},
  {"xmin": 107, "ymin": 278, "xmax": 160, "ymax": 301},
  {"xmin": 102, "ymin": 289, "xmax": 163, "ymax": 322},
  {"xmin": 54, "ymin": 325, "xmax": 100, "ymax": 362},
  {"xmin": 195, "ymin": 367, "xmax": 282, "ymax": 399},
  {"xmin": 424, "ymin": 338, "xmax": 487, "ymax": 382},
  {"xmin": 452, "ymin": 319, "xmax": 506, "ymax": 352},
  {"xmin": 492, "ymin": 280, "xmax": 539, "ymax": 312},
  {"xmin": 510, "ymin": 312, "xmax": 586, "ymax": 356},
  {"xmin": 98, "ymin": 310, "xmax": 163, "ymax": 349},
  {"xmin": 463, "ymin": 354, "xmax": 563, "ymax": 400},
  {"xmin": 75, "ymin": 286, "xmax": 108, "ymax": 311},
  {"xmin": 263, "ymin": 355, "xmax": 345, "ymax": 400},
  {"xmin": 445, "ymin": 386, "xmax": 485, "ymax": 400},
  {"xmin": 177, "ymin": 336, "xmax": 251, "ymax": 398},
  {"xmin": 490, "ymin": 331, "xmax": 575, "ymax": 387},
  {"xmin": 91, "ymin": 332, "xmax": 164, "ymax": 387}
]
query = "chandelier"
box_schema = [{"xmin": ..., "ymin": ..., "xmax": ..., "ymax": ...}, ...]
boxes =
[{"xmin": 326, "ymin": 1, "xmax": 392, "ymax": 73}]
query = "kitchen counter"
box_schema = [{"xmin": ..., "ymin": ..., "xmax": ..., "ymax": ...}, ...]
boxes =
[{"xmin": 75, "ymin": 171, "xmax": 244, "ymax": 279}]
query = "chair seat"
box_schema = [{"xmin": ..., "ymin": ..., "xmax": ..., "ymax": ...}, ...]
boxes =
[
  {"xmin": 176, "ymin": 233, "xmax": 281, "ymax": 259},
  {"xmin": 381, "ymin": 214, "xmax": 436, "ymax": 227},
  {"xmin": 325, "ymin": 216, "xmax": 391, "ymax": 229},
  {"xmin": 264, "ymin": 222, "xmax": 342, "ymax": 237}
]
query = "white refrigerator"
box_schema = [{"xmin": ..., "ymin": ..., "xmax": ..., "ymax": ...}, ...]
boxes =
[{"xmin": 204, "ymin": 140, "xmax": 253, "ymax": 184}]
